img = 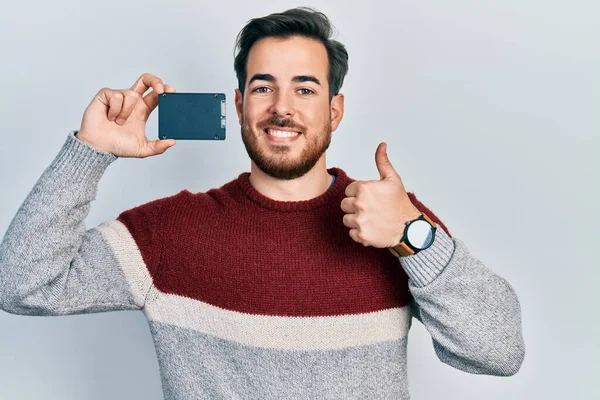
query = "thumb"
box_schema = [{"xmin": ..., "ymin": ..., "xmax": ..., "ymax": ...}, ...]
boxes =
[
  {"xmin": 375, "ymin": 142, "xmax": 399, "ymax": 180},
  {"xmin": 141, "ymin": 139, "xmax": 177, "ymax": 157}
]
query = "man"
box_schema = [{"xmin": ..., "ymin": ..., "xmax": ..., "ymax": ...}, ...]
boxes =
[{"xmin": 0, "ymin": 7, "xmax": 525, "ymax": 399}]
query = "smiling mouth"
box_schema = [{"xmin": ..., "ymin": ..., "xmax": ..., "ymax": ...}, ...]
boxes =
[{"xmin": 263, "ymin": 128, "xmax": 302, "ymax": 138}]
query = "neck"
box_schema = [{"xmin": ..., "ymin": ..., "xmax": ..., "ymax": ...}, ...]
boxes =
[{"xmin": 248, "ymin": 156, "xmax": 333, "ymax": 202}]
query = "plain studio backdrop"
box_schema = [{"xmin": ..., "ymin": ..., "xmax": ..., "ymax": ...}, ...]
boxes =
[{"xmin": 0, "ymin": 1, "xmax": 598, "ymax": 399}]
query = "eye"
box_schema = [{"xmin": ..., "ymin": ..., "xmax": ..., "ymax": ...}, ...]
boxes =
[
  {"xmin": 298, "ymin": 88, "xmax": 314, "ymax": 95},
  {"xmin": 252, "ymin": 86, "xmax": 271, "ymax": 93}
]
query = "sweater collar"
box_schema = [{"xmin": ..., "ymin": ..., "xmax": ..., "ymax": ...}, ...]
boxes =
[{"xmin": 235, "ymin": 167, "xmax": 351, "ymax": 212}]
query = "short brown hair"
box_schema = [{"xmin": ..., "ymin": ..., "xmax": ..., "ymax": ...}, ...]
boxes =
[{"xmin": 234, "ymin": 7, "xmax": 349, "ymax": 102}]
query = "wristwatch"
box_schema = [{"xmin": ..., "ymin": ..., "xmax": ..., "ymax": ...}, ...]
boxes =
[{"xmin": 388, "ymin": 213, "xmax": 437, "ymax": 257}]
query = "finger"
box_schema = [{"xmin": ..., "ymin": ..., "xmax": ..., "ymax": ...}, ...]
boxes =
[
  {"xmin": 349, "ymin": 229, "xmax": 369, "ymax": 246},
  {"xmin": 139, "ymin": 138, "xmax": 177, "ymax": 157},
  {"xmin": 349, "ymin": 228, "xmax": 363, "ymax": 244},
  {"xmin": 103, "ymin": 89, "xmax": 124, "ymax": 122},
  {"xmin": 130, "ymin": 72, "xmax": 165, "ymax": 96},
  {"xmin": 344, "ymin": 182, "xmax": 356, "ymax": 198},
  {"xmin": 345, "ymin": 181, "xmax": 366, "ymax": 198},
  {"xmin": 342, "ymin": 213, "xmax": 358, "ymax": 229},
  {"xmin": 144, "ymin": 83, "xmax": 176, "ymax": 112},
  {"xmin": 114, "ymin": 90, "xmax": 141, "ymax": 124},
  {"xmin": 340, "ymin": 197, "xmax": 357, "ymax": 214}
]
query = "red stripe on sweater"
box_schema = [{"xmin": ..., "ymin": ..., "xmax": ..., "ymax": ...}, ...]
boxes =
[{"xmin": 118, "ymin": 167, "xmax": 451, "ymax": 317}]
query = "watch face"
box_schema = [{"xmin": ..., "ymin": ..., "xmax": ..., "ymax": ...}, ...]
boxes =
[{"xmin": 406, "ymin": 220, "xmax": 435, "ymax": 249}]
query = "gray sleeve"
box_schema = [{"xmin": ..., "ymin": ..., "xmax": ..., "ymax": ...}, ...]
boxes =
[
  {"xmin": 0, "ymin": 131, "xmax": 157, "ymax": 316},
  {"xmin": 400, "ymin": 226, "xmax": 526, "ymax": 376}
]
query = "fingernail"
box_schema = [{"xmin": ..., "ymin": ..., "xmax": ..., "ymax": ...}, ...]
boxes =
[{"xmin": 116, "ymin": 118, "xmax": 125, "ymax": 124}]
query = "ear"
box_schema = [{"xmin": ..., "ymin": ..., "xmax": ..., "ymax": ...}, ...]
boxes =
[
  {"xmin": 330, "ymin": 93, "xmax": 345, "ymax": 132},
  {"xmin": 234, "ymin": 88, "xmax": 244, "ymax": 126}
]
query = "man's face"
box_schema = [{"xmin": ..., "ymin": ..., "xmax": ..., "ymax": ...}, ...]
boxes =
[{"xmin": 235, "ymin": 35, "xmax": 343, "ymax": 180}]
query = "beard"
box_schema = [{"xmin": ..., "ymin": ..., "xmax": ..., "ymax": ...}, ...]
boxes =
[{"xmin": 240, "ymin": 113, "xmax": 332, "ymax": 180}]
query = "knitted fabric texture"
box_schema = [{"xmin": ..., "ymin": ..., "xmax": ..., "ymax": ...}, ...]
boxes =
[{"xmin": 0, "ymin": 131, "xmax": 525, "ymax": 399}]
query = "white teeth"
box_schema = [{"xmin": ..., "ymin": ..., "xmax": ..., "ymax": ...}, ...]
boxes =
[{"xmin": 266, "ymin": 129, "xmax": 300, "ymax": 138}]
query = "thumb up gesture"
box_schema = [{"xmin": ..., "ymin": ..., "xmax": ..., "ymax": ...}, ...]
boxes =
[{"xmin": 341, "ymin": 142, "xmax": 422, "ymax": 248}]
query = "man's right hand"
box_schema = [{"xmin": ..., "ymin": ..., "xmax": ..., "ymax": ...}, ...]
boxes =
[{"xmin": 76, "ymin": 73, "xmax": 177, "ymax": 158}]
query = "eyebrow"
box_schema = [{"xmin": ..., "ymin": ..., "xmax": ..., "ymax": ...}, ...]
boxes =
[{"xmin": 248, "ymin": 73, "xmax": 321, "ymax": 86}]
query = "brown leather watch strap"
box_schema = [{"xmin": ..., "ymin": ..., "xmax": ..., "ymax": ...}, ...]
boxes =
[{"xmin": 388, "ymin": 213, "xmax": 437, "ymax": 257}]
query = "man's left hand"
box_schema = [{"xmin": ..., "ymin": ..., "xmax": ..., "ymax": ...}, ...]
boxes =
[{"xmin": 341, "ymin": 142, "xmax": 422, "ymax": 248}]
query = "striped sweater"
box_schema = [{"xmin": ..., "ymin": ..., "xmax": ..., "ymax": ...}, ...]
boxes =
[{"xmin": 0, "ymin": 131, "xmax": 525, "ymax": 399}]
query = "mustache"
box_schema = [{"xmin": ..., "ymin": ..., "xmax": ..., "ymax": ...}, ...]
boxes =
[{"xmin": 256, "ymin": 116, "xmax": 305, "ymax": 133}]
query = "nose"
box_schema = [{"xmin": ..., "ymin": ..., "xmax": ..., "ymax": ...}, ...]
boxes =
[{"xmin": 268, "ymin": 91, "xmax": 295, "ymax": 118}]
